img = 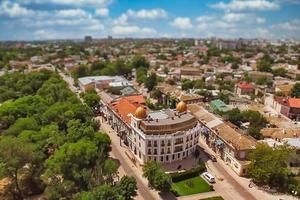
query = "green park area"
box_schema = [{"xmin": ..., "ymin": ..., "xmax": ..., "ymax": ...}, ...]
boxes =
[
  {"xmin": 200, "ymin": 197, "xmax": 224, "ymax": 200},
  {"xmin": 171, "ymin": 176, "xmax": 213, "ymax": 196}
]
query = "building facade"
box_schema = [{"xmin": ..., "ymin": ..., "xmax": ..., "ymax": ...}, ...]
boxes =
[
  {"xmin": 188, "ymin": 104, "xmax": 257, "ymax": 176},
  {"xmin": 127, "ymin": 102, "xmax": 201, "ymax": 164}
]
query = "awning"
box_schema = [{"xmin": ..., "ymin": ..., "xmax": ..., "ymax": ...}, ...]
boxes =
[{"xmin": 215, "ymin": 139, "xmax": 224, "ymax": 147}]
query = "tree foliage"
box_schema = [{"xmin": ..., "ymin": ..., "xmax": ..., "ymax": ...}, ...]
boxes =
[
  {"xmin": 291, "ymin": 83, "xmax": 300, "ymax": 98},
  {"xmin": 0, "ymin": 70, "xmax": 135, "ymax": 199},
  {"xmin": 143, "ymin": 161, "xmax": 171, "ymax": 192},
  {"xmin": 248, "ymin": 144, "xmax": 295, "ymax": 190}
]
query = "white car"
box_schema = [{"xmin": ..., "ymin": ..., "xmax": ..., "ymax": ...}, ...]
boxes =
[{"xmin": 202, "ymin": 172, "xmax": 215, "ymax": 183}]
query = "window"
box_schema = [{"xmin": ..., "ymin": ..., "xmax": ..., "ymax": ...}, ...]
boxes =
[
  {"xmin": 172, "ymin": 154, "xmax": 175, "ymax": 160},
  {"xmin": 167, "ymin": 140, "xmax": 171, "ymax": 146},
  {"xmin": 167, "ymin": 148, "xmax": 171, "ymax": 154},
  {"xmin": 154, "ymin": 149, "xmax": 157, "ymax": 155},
  {"xmin": 166, "ymin": 155, "xmax": 169, "ymax": 161},
  {"xmin": 148, "ymin": 141, "xmax": 151, "ymax": 147},
  {"xmin": 160, "ymin": 156, "xmax": 163, "ymax": 162},
  {"xmin": 161, "ymin": 141, "xmax": 165, "ymax": 146},
  {"xmin": 148, "ymin": 149, "xmax": 151, "ymax": 154},
  {"xmin": 161, "ymin": 149, "xmax": 164, "ymax": 154}
]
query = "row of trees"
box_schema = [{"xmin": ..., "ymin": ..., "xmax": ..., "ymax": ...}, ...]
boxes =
[{"xmin": 0, "ymin": 70, "xmax": 137, "ymax": 200}]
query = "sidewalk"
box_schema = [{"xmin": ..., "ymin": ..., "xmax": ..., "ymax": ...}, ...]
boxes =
[
  {"xmin": 99, "ymin": 117, "xmax": 163, "ymax": 200},
  {"xmin": 199, "ymin": 139, "xmax": 295, "ymax": 200},
  {"xmin": 178, "ymin": 191, "xmax": 220, "ymax": 200}
]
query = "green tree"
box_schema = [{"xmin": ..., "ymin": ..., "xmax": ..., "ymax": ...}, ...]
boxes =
[
  {"xmin": 291, "ymin": 83, "xmax": 300, "ymax": 98},
  {"xmin": 43, "ymin": 140, "xmax": 99, "ymax": 191},
  {"xmin": 272, "ymin": 68, "xmax": 288, "ymax": 77},
  {"xmin": 142, "ymin": 161, "xmax": 171, "ymax": 191},
  {"xmin": 248, "ymin": 144, "xmax": 294, "ymax": 189},
  {"xmin": 103, "ymin": 159, "xmax": 119, "ymax": 184},
  {"xmin": 131, "ymin": 55, "xmax": 149, "ymax": 69},
  {"xmin": 0, "ymin": 137, "xmax": 42, "ymax": 199},
  {"xmin": 257, "ymin": 54, "xmax": 273, "ymax": 73},
  {"xmin": 83, "ymin": 90, "xmax": 100, "ymax": 108},
  {"xmin": 145, "ymin": 73, "xmax": 157, "ymax": 91},
  {"xmin": 116, "ymin": 176, "xmax": 137, "ymax": 200},
  {"xmin": 248, "ymin": 126, "xmax": 262, "ymax": 140},
  {"xmin": 4, "ymin": 117, "xmax": 40, "ymax": 137},
  {"xmin": 136, "ymin": 67, "xmax": 147, "ymax": 84}
]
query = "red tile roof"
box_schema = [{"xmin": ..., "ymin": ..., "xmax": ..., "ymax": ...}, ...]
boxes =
[
  {"xmin": 275, "ymin": 97, "xmax": 300, "ymax": 108},
  {"xmin": 238, "ymin": 82, "xmax": 253, "ymax": 90},
  {"xmin": 110, "ymin": 95, "xmax": 145, "ymax": 124},
  {"xmin": 288, "ymin": 98, "xmax": 300, "ymax": 108}
]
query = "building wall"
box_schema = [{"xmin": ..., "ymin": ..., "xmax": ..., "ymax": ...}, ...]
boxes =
[
  {"xmin": 198, "ymin": 123, "xmax": 250, "ymax": 176},
  {"xmin": 129, "ymin": 117, "xmax": 201, "ymax": 164}
]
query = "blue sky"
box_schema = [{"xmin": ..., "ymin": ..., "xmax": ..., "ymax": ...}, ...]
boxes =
[{"xmin": 0, "ymin": 0, "xmax": 299, "ymax": 40}]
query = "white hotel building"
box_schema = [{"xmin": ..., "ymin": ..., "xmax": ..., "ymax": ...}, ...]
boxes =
[{"xmin": 127, "ymin": 102, "xmax": 201, "ymax": 164}]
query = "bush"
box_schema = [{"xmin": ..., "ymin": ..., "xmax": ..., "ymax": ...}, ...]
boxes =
[{"xmin": 170, "ymin": 162, "xmax": 206, "ymax": 182}]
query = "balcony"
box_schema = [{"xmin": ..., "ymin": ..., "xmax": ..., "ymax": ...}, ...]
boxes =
[{"xmin": 174, "ymin": 140, "xmax": 184, "ymax": 145}]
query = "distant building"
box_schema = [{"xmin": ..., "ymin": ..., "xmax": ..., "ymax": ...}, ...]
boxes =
[
  {"xmin": 216, "ymin": 39, "xmax": 243, "ymax": 50},
  {"xmin": 210, "ymin": 99, "xmax": 230, "ymax": 113},
  {"xmin": 84, "ymin": 36, "xmax": 93, "ymax": 43},
  {"xmin": 236, "ymin": 82, "xmax": 254, "ymax": 96},
  {"xmin": 107, "ymin": 35, "xmax": 113, "ymax": 43},
  {"xmin": 78, "ymin": 76, "xmax": 132, "ymax": 92},
  {"xmin": 272, "ymin": 97, "xmax": 300, "ymax": 121}
]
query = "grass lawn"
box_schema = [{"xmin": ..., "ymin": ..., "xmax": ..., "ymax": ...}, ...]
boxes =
[
  {"xmin": 171, "ymin": 176, "xmax": 213, "ymax": 196},
  {"xmin": 200, "ymin": 197, "xmax": 224, "ymax": 200}
]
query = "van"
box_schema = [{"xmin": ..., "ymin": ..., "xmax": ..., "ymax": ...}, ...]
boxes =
[{"xmin": 202, "ymin": 172, "xmax": 215, "ymax": 183}]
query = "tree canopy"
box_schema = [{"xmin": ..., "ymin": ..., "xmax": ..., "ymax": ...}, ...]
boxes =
[{"xmin": 0, "ymin": 70, "xmax": 137, "ymax": 200}]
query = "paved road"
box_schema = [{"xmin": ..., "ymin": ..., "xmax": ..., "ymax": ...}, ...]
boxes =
[
  {"xmin": 199, "ymin": 140, "xmax": 257, "ymax": 200},
  {"xmin": 100, "ymin": 121, "xmax": 161, "ymax": 200},
  {"xmin": 57, "ymin": 71, "xmax": 159, "ymax": 200},
  {"xmin": 213, "ymin": 162, "xmax": 256, "ymax": 200}
]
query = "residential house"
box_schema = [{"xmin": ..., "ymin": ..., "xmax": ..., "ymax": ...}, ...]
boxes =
[
  {"xmin": 271, "ymin": 97, "xmax": 300, "ymax": 121},
  {"xmin": 188, "ymin": 104, "xmax": 257, "ymax": 176},
  {"xmin": 236, "ymin": 82, "xmax": 254, "ymax": 96}
]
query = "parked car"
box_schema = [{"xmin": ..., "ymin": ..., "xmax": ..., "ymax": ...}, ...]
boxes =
[{"xmin": 202, "ymin": 172, "xmax": 215, "ymax": 183}]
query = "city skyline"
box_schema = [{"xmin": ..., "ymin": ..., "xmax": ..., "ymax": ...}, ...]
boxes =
[{"xmin": 0, "ymin": 0, "xmax": 300, "ymax": 41}]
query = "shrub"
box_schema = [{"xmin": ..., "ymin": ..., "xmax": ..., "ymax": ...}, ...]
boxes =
[{"xmin": 170, "ymin": 162, "xmax": 206, "ymax": 182}]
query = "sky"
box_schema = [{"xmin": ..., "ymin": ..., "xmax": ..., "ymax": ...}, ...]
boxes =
[{"xmin": 0, "ymin": 0, "xmax": 300, "ymax": 41}]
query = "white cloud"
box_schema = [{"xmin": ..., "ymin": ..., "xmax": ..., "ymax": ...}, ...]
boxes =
[
  {"xmin": 272, "ymin": 19, "xmax": 300, "ymax": 31},
  {"xmin": 95, "ymin": 8, "xmax": 109, "ymax": 17},
  {"xmin": 112, "ymin": 25, "xmax": 156, "ymax": 36},
  {"xmin": 17, "ymin": 0, "xmax": 112, "ymax": 7},
  {"xmin": 127, "ymin": 8, "xmax": 167, "ymax": 19},
  {"xmin": 0, "ymin": 1, "xmax": 34, "ymax": 18},
  {"xmin": 210, "ymin": 0, "xmax": 280, "ymax": 11},
  {"xmin": 223, "ymin": 12, "xmax": 248, "ymax": 22},
  {"xmin": 55, "ymin": 9, "xmax": 89, "ymax": 18},
  {"xmin": 171, "ymin": 17, "xmax": 193, "ymax": 29},
  {"xmin": 113, "ymin": 13, "xmax": 128, "ymax": 25},
  {"xmin": 256, "ymin": 17, "xmax": 266, "ymax": 24},
  {"xmin": 113, "ymin": 8, "xmax": 167, "ymax": 25}
]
